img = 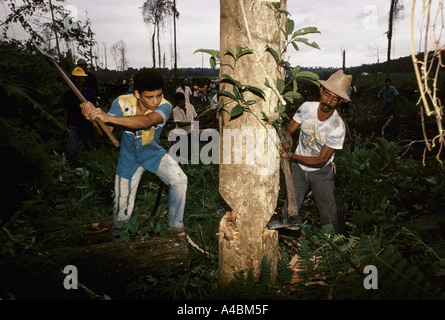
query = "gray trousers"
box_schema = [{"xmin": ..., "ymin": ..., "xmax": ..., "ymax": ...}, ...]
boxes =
[{"xmin": 289, "ymin": 162, "xmax": 344, "ymax": 234}]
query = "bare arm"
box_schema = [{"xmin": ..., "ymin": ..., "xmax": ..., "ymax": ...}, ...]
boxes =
[
  {"xmin": 281, "ymin": 119, "xmax": 300, "ymax": 152},
  {"xmin": 285, "ymin": 145, "xmax": 335, "ymax": 168},
  {"xmin": 281, "ymin": 119, "xmax": 335, "ymax": 168},
  {"xmin": 103, "ymin": 113, "xmax": 163, "ymax": 130},
  {"xmin": 80, "ymin": 102, "xmax": 112, "ymax": 134},
  {"xmin": 80, "ymin": 102, "xmax": 164, "ymax": 132}
]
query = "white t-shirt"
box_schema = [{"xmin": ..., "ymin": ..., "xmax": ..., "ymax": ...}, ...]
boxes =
[
  {"xmin": 176, "ymin": 86, "xmax": 193, "ymax": 106},
  {"xmin": 293, "ymin": 101, "xmax": 345, "ymax": 171},
  {"xmin": 172, "ymin": 104, "xmax": 197, "ymax": 134},
  {"xmin": 210, "ymin": 94, "xmax": 220, "ymax": 119}
]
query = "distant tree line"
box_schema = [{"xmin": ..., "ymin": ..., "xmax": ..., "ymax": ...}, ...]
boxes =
[{"xmin": 302, "ymin": 51, "xmax": 445, "ymax": 79}]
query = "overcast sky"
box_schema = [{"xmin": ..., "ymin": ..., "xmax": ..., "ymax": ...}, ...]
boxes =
[{"xmin": 4, "ymin": 0, "xmax": 436, "ymax": 70}]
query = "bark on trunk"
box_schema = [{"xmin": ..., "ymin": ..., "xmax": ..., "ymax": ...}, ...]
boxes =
[
  {"xmin": 386, "ymin": 0, "xmax": 395, "ymax": 77},
  {"xmin": 45, "ymin": 213, "xmax": 157, "ymax": 246},
  {"xmin": 218, "ymin": 0, "xmax": 286, "ymax": 287},
  {"xmin": 46, "ymin": 232, "xmax": 188, "ymax": 291},
  {"xmin": 43, "ymin": 213, "xmax": 188, "ymax": 295}
]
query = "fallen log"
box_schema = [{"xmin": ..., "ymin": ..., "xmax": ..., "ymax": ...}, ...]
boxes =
[
  {"xmin": 46, "ymin": 231, "xmax": 189, "ymax": 295},
  {"xmin": 45, "ymin": 213, "xmax": 160, "ymax": 247}
]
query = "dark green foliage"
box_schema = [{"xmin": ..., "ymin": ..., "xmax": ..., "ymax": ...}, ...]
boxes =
[
  {"xmin": 0, "ymin": 46, "xmax": 69, "ymax": 221},
  {"xmin": 1, "ymin": 0, "xmax": 95, "ymax": 58},
  {"xmin": 217, "ymin": 253, "xmax": 294, "ymax": 300},
  {"xmin": 1, "ymin": 44, "xmax": 444, "ymax": 300},
  {"xmin": 0, "ymin": 46, "xmax": 68, "ymax": 131},
  {"xmin": 287, "ymin": 134, "xmax": 445, "ymax": 300},
  {"xmin": 276, "ymin": 247, "xmax": 293, "ymax": 287},
  {"xmin": 287, "ymin": 226, "xmax": 445, "ymax": 300}
]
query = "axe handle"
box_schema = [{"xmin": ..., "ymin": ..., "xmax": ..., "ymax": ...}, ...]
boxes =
[
  {"xmin": 282, "ymin": 158, "xmax": 298, "ymax": 215},
  {"xmin": 277, "ymin": 129, "xmax": 298, "ymax": 216},
  {"xmin": 52, "ymin": 61, "xmax": 120, "ymax": 148},
  {"xmin": 54, "ymin": 62, "xmax": 120, "ymax": 148},
  {"xmin": 38, "ymin": 46, "xmax": 120, "ymax": 148}
]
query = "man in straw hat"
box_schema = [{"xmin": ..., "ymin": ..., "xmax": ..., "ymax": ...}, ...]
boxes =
[{"xmin": 268, "ymin": 69, "xmax": 352, "ymax": 234}]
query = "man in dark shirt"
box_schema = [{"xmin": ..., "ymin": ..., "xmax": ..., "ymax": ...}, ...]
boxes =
[
  {"xmin": 378, "ymin": 79, "xmax": 399, "ymax": 116},
  {"xmin": 63, "ymin": 67, "xmax": 97, "ymax": 164},
  {"xmin": 77, "ymin": 58, "xmax": 99, "ymax": 96}
]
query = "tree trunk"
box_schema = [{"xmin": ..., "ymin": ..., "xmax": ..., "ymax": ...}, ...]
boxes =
[
  {"xmin": 218, "ymin": 0, "xmax": 285, "ymax": 287},
  {"xmin": 386, "ymin": 0, "xmax": 395, "ymax": 78},
  {"xmin": 157, "ymin": 23, "xmax": 161, "ymax": 68},
  {"xmin": 45, "ymin": 213, "xmax": 157, "ymax": 247},
  {"xmin": 173, "ymin": 0, "xmax": 178, "ymax": 87},
  {"xmin": 342, "ymin": 49, "xmax": 346, "ymax": 71},
  {"xmin": 152, "ymin": 25, "xmax": 156, "ymax": 68},
  {"xmin": 46, "ymin": 232, "xmax": 189, "ymax": 293}
]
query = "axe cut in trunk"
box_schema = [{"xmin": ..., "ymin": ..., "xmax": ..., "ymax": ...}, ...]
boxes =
[{"xmin": 35, "ymin": 45, "xmax": 120, "ymax": 148}]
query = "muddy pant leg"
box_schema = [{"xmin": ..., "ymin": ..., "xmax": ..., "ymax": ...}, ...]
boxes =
[
  {"xmin": 155, "ymin": 154, "xmax": 187, "ymax": 229},
  {"xmin": 66, "ymin": 125, "xmax": 80, "ymax": 162},
  {"xmin": 382, "ymin": 102, "xmax": 393, "ymax": 116},
  {"xmin": 79, "ymin": 125, "xmax": 94, "ymax": 151},
  {"xmin": 308, "ymin": 165, "xmax": 340, "ymax": 233},
  {"xmin": 287, "ymin": 163, "xmax": 310, "ymax": 215},
  {"xmin": 113, "ymin": 166, "xmax": 145, "ymax": 238}
]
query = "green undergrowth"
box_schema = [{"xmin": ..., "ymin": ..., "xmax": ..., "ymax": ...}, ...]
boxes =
[
  {"xmin": 2, "ymin": 106, "xmax": 445, "ymax": 300},
  {"xmin": 1, "ymin": 45, "xmax": 444, "ymax": 300}
]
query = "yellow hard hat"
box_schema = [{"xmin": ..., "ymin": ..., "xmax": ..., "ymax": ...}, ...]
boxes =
[{"xmin": 71, "ymin": 67, "xmax": 87, "ymax": 77}]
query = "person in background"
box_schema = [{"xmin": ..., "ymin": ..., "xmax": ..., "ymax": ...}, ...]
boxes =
[
  {"xmin": 200, "ymin": 82, "xmax": 208, "ymax": 102},
  {"xmin": 378, "ymin": 78, "xmax": 399, "ymax": 116},
  {"xmin": 172, "ymin": 91, "xmax": 197, "ymax": 162},
  {"xmin": 63, "ymin": 67, "xmax": 97, "ymax": 166},
  {"xmin": 210, "ymin": 84, "xmax": 220, "ymax": 127},
  {"xmin": 77, "ymin": 58, "xmax": 99, "ymax": 98},
  {"xmin": 193, "ymin": 83, "xmax": 199, "ymax": 101},
  {"xmin": 339, "ymin": 84, "xmax": 356, "ymax": 118},
  {"xmin": 176, "ymin": 78, "xmax": 193, "ymax": 106}
]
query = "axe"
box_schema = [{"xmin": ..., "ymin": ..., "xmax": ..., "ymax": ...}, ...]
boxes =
[{"xmin": 35, "ymin": 45, "xmax": 120, "ymax": 148}]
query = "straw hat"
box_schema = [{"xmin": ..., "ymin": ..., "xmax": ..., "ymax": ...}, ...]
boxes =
[
  {"xmin": 318, "ymin": 69, "xmax": 352, "ymax": 101},
  {"xmin": 71, "ymin": 67, "xmax": 87, "ymax": 77}
]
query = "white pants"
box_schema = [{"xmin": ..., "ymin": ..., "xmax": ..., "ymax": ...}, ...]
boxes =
[{"xmin": 113, "ymin": 154, "xmax": 187, "ymax": 231}]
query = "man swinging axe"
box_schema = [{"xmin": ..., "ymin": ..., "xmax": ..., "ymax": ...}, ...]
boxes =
[{"xmin": 80, "ymin": 68, "xmax": 188, "ymax": 241}]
